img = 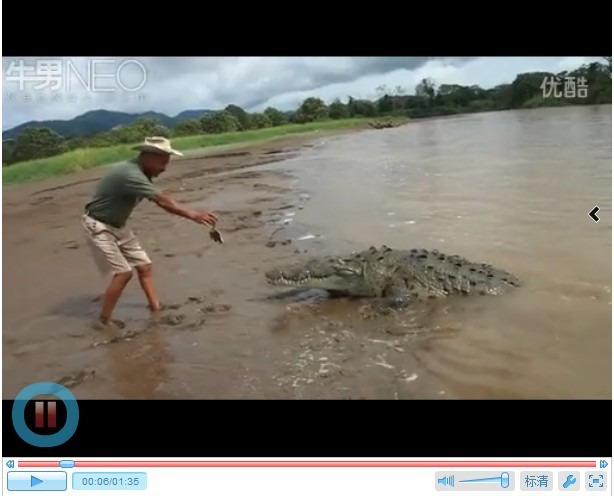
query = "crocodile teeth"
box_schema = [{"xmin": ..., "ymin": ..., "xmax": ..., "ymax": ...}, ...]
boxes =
[{"xmin": 270, "ymin": 275, "xmax": 327, "ymax": 285}]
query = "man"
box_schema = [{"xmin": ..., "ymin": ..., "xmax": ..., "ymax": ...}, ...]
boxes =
[{"xmin": 81, "ymin": 136, "xmax": 218, "ymax": 330}]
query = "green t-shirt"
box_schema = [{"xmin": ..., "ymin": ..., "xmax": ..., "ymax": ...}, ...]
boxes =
[{"xmin": 84, "ymin": 161, "xmax": 159, "ymax": 228}]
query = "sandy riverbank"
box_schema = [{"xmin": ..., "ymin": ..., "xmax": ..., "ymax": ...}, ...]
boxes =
[{"xmin": 3, "ymin": 128, "xmax": 369, "ymax": 398}]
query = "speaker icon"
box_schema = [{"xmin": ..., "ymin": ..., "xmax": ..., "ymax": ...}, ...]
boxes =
[{"xmin": 437, "ymin": 475, "xmax": 455, "ymax": 487}]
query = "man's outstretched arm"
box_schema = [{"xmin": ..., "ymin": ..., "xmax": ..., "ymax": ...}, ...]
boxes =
[
  {"xmin": 123, "ymin": 173, "xmax": 219, "ymax": 226},
  {"xmin": 150, "ymin": 192, "xmax": 218, "ymax": 226}
]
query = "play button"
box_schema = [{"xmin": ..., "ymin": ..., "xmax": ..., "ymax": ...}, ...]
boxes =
[{"xmin": 6, "ymin": 471, "xmax": 67, "ymax": 491}]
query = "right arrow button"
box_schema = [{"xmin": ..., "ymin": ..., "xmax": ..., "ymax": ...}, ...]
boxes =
[{"xmin": 589, "ymin": 206, "xmax": 600, "ymax": 222}]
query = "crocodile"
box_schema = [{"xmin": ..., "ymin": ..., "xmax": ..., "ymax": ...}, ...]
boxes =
[{"xmin": 265, "ymin": 245, "xmax": 521, "ymax": 313}]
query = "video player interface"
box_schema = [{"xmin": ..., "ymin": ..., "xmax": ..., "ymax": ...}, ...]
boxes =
[
  {"xmin": 3, "ymin": 458, "xmax": 611, "ymax": 494},
  {"xmin": 2, "ymin": 55, "xmax": 611, "ymax": 496}
]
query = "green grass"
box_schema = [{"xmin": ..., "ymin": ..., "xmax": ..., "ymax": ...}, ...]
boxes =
[{"xmin": 3, "ymin": 118, "xmax": 370, "ymax": 185}]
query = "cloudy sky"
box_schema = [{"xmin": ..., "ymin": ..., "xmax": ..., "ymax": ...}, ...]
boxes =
[{"xmin": 2, "ymin": 56, "xmax": 600, "ymax": 130}]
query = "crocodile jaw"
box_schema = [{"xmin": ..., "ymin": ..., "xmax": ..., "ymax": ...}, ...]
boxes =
[{"xmin": 265, "ymin": 272, "xmax": 359, "ymax": 293}]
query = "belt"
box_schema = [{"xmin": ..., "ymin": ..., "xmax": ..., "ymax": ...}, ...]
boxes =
[{"xmin": 84, "ymin": 211, "xmax": 123, "ymax": 229}]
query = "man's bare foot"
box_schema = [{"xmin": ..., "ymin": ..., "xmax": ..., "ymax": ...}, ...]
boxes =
[
  {"xmin": 150, "ymin": 302, "xmax": 181, "ymax": 313},
  {"xmin": 91, "ymin": 318, "xmax": 125, "ymax": 331}
]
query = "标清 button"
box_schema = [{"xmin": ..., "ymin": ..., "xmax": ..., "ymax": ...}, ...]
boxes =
[{"xmin": 520, "ymin": 471, "xmax": 553, "ymax": 490}]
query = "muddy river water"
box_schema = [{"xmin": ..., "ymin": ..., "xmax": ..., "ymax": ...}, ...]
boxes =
[
  {"xmin": 269, "ymin": 105, "xmax": 612, "ymax": 399},
  {"xmin": 3, "ymin": 105, "xmax": 611, "ymax": 399}
]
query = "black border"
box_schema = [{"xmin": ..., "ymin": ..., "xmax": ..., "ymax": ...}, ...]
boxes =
[
  {"xmin": 1, "ymin": 3, "xmax": 611, "ymax": 55},
  {"xmin": 3, "ymin": 400, "xmax": 612, "ymax": 457}
]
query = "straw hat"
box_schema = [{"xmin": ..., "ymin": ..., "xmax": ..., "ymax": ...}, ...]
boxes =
[{"xmin": 132, "ymin": 136, "xmax": 184, "ymax": 157}]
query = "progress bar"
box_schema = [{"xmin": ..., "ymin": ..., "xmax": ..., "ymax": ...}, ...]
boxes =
[{"xmin": 18, "ymin": 460, "xmax": 598, "ymax": 468}]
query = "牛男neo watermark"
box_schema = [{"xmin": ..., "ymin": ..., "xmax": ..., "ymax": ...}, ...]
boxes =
[
  {"xmin": 4, "ymin": 58, "xmax": 148, "ymax": 93},
  {"xmin": 541, "ymin": 75, "xmax": 588, "ymax": 99}
]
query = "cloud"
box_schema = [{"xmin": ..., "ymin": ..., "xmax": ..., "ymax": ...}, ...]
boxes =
[{"xmin": 2, "ymin": 56, "xmax": 602, "ymax": 130}]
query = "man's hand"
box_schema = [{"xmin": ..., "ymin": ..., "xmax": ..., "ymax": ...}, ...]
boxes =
[
  {"xmin": 151, "ymin": 193, "xmax": 219, "ymax": 226},
  {"xmin": 191, "ymin": 210, "xmax": 218, "ymax": 227}
]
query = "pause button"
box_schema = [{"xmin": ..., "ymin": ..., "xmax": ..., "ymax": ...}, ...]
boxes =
[
  {"xmin": 12, "ymin": 382, "xmax": 80, "ymax": 448},
  {"xmin": 35, "ymin": 401, "xmax": 57, "ymax": 428}
]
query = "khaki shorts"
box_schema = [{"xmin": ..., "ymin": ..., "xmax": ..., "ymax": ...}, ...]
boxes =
[{"xmin": 81, "ymin": 214, "xmax": 151, "ymax": 275}]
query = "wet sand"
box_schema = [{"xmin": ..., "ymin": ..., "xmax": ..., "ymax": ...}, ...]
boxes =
[{"xmin": 2, "ymin": 130, "xmax": 367, "ymax": 399}]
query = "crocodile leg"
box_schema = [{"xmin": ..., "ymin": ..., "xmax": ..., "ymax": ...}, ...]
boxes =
[
  {"xmin": 382, "ymin": 284, "xmax": 413, "ymax": 309},
  {"xmin": 359, "ymin": 284, "xmax": 411, "ymax": 319}
]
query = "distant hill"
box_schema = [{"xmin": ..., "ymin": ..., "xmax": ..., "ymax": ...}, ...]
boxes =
[{"xmin": 2, "ymin": 108, "xmax": 218, "ymax": 140}]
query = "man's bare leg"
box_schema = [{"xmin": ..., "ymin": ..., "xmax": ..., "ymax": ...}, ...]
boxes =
[
  {"xmin": 99, "ymin": 271, "xmax": 133, "ymax": 325},
  {"xmin": 135, "ymin": 263, "xmax": 161, "ymax": 312}
]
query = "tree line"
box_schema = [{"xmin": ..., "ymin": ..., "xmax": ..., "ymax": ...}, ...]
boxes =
[{"xmin": 3, "ymin": 59, "xmax": 611, "ymax": 166}]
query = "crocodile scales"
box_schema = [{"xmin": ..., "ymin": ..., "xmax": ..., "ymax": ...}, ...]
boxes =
[{"xmin": 265, "ymin": 245, "xmax": 521, "ymax": 310}]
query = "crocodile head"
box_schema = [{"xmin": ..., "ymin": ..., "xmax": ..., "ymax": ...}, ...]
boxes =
[{"xmin": 265, "ymin": 254, "xmax": 376, "ymax": 296}]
